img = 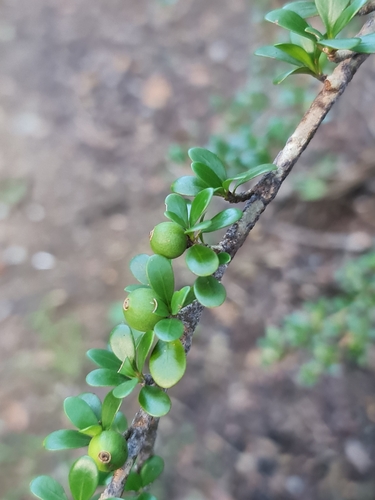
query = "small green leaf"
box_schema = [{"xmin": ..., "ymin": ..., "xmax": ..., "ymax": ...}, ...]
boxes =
[
  {"xmin": 86, "ymin": 349, "xmax": 122, "ymax": 371},
  {"xmin": 191, "ymin": 162, "xmax": 224, "ymax": 189},
  {"xmin": 30, "ymin": 476, "xmax": 68, "ymax": 500},
  {"xmin": 44, "ymin": 430, "xmax": 91, "ymax": 450},
  {"xmin": 218, "ymin": 252, "xmax": 231, "ymax": 265},
  {"xmin": 304, "ymin": 26, "xmax": 324, "ymax": 39},
  {"xmin": 64, "ymin": 397, "xmax": 99, "ymax": 430},
  {"xmin": 86, "ymin": 369, "xmax": 128, "ymax": 387},
  {"xmin": 171, "ymin": 176, "xmax": 208, "ymax": 196},
  {"xmin": 137, "ymin": 330, "xmax": 155, "ymax": 372},
  {"xmin": 185, "ymin": 245, "xmax": 219, "ymax": 276},
  {"xmin": 194, "ymin": 276, "xmax": 226, "ymax": 308},
  {"xmin": 101, "ymin": 391, "xmax": 122, "ymax": 430},
  {"xmin": 332, "ymin": 0, "xmax": 368, "ymax": 37},
  {"xmin": 112, "ymin": 378, "xmax": 139, "ymax": 399},
  {"xmin": 111, "ymin": 412, "xmax": 128, "ymax": 433},
  {"xmin": 69, "ymin": 456, "xmax": 99, "ymax": 500},
  {"xmin": 315, "ymin": 0, "xmax": 350, "ymax": 36},
  {"xmin": 223, "ymin": 164, "xmax": 277, "ymax": 192},
  {"xmin": 164, "ymin": 210, "xmax": 186, "ymax": 228},
  {"xmin": 139, "ymin": 386, "xmax": 171, "ymax": 417},
  {"xmin": 109, "ymin": 324, "xmax": 135, "ymax": 362},
  {"xmin": 140, "ymin": 455, "xmax": 164, "ymax": 487},
  {"xmin": 149, "ymin": 340, "xmax": 186, "ymax": 388},
  {"xmin": 164, "ymin": 193, "xmax": 188, "ymax": 228},
  {"xmin": 154, "ymin": 318, "xmax": 184, "ymax": 342},
  {"xmin": 290, "ymin": 32, "xmax": 316, "ymax": 54},
  {"xmin": 265, "ymin": 9, "xmax": 316, "ymax": 41},
  {"xmin": 146, "ymin": 255, "xmax": 174, "ymax": 306},
  {"xmin": 118, "ymin": 357, "xmax": 138, "ymax": 378},
  {"xmin": 318, "ymin": 38, "xmax": 360, "ymax": 50},
  {"xmin": 124, "ymin": 284, "xmax": 149, "ymax": 292},
  {"xmin": 124, "ymin": 471, "xmax": 142, "ymax": 492},
  {"xmin": 355, "ymin": 33, "xmax": 375, "ymax": 53},
  {"xmin": 171, "ymin": 286, "xmax": 191, "ymax": 315},
  {"xmin": 275, "ymin": 43, "xmax": 316, "ymax": 72},
  {"xmin": 129, "ymin": 254, "xmax": 150, "ymax": 285},
  {"xmin": 188, "ymin": 147, "xmax": 227, "ymax": 181},
  {"xmin": 136, "ymin": 494, "xmax": 157, "ymax": 500},
  {"xmin": 184, "ymin": 220, "xmax": 212, "ymax": 234},
  {"xmin": 203, "ymin": 208, "xmax": 242, "ymax": 233},
  {"xmin": 254, "ymin": 45, "xmax": 304, "ymax": 67},
  {"xmin": 79, "ymin": 425, "xmax": 103, "ymax": 437},
  {"xmin": 273, "ymin": 66, "xmax": 316, "ymax": 84},
  {"xmin": 77, "ymin": 393, "xmax": 102, "ymax": 421},
  {"xmin": 283, "ymin": 1, "xmax": 318, "ymax": 18},
  {"xmin": 189, "ymin": 188, "xmax": 214, "ymax": 227}
]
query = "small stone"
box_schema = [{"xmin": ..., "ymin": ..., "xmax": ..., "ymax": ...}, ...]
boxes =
[
  {"xmin": 285, "ymin": 475, "xmax": 305, "ymax": 496},
  {"xmin": 344, "ymin": 439, "xmax": 372, "ymax": 474},
  {"xmin": 141, "ymin": 74, "xmax": 172, "ymax": 109},
  {"xmin": 2, "ymin": 245, "xmax": 27, "ymax": 265},
  {"xmin": 26, "ymin": 203, "xmax": 45, "ymax": 222},
  {"xmin": 208, "ymin": 41, "xmax": 229, "ymax": 62},
  {"xmin": 31, "ymin": 252, "xmax": 56, "ymax": 270},
  {"xmin": 11, "ymin": 112, "xmax": 49, "ymax": 138}
]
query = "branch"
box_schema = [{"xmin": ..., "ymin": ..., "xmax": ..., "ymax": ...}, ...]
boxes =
[
  {"xmin": 99, "ymin": 16, "xmax": 375, "ymax": 500},
  {"xmin": 359, "ymin": 1, "xmax": 375, "ymax": 15}
]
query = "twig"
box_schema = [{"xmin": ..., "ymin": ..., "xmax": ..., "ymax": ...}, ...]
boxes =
[
  {"xmin": 99, "ymin": 15, "xmax": 375, "ymax": 500},
  {"xmin": 359, "ymin": 1, "xmax": 375, "ymax": 16}
]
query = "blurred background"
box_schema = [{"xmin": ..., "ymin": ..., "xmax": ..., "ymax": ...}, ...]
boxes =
[{"xmin": 1, "ymin": 0, "xmax": 375, "ymax": 499}]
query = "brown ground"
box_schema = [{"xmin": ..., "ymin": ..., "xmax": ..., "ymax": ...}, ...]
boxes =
[{"xmin": 1, "ymin": 1, "xmax": 375, "ymax": 499}]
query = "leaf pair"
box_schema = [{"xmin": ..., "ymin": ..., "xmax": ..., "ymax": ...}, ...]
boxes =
[{"xmin": 125, "ymin": 455, "xmax": 164, "ymax": 492}]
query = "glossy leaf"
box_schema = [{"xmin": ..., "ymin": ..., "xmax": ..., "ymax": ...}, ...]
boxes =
[
  {"xmin": 191, "ymin": 162, "xmax": 224, "ymax": 189},
  {"xmin": 223, "ymin": 164, "xmax": 277, "ymax": 192},
  {"xmin": 165, "ymin": 193, "xmax": 189, "ymax": 228},
  {"xmin": 77, "ymin": 393, "xmax": 102, "ymax": 421},
  {"xmin": 171, "ymin": 176, "xmax": 208, "ymax": 196},
  {"xmin": 64, "ymin": 397, "xmax": 99, "ymax": 430},
  {"xmin": 154, "ymin": 318, "xmax": 184, "ymax": 342},
  {"xmin": 138, "ymin": 385, "xmax": 171, "ymax": 417},
  {"xmin": 273, "ymin": 66, "xmax": 317, "ymax": 84},
  {"xmin": 86, "ymin": 349, "xmax": 122, "ymax": 371},
  {"xmin": 137, "ymin": 330, "xmax": 155, "ymax": 372},
  {"xmin": 149, "ymin": 340, "xmax": 186, "ymax": 388},
  {"xmin": 283, "ymin": 1, "xmax": 318, "ymax": 18},
  {"xmin": 129, "ymin": 254, "xmax": 150, "ymax": 285},
  {"xmin": 153, "ymin": 297, "xmax": 170, "ymax": 317},
  {"xmin": 101, "ymin": 391, "xmax": 122, "ymax": 430},
  {"xmin": 164, "ymin": 210, "xmax": 186, "ymax": 228},
  {"xmin": 109, "ymin": 324, "xmax": 135, "ymax": 362},
  {"xmin": 304, "ymin": 26, "xmax": 324, "ymax": 39},
  {"xmin": 124, "ymin": 471, "xmax": 142, "ymax": 492},
  {"xmin": 265, "ymin": 9, "xmax": 316, "ymax": 41},
  {"xmin": 112, "ymin": 378, "xmax": 139, "ymax": 399},
  {"xmin": 44, "ymin": 430, "xmax": 91, "ymax": 450},
  {"xmin": 194, "ymin": 276, "xmax": 226, "ymax": 308},
  {"xmin": 171, "ymin": 286, "xmax": 191, "ymax": 315},
  {"xmin": 185, "ymin": 245, "xmax": 219, "ymax": 276},
  {"xmin": 118, "ymin": 357, "xmax": 138, "ymax": 378},
  {"xmin": 290, "ymin": 32, "xmax": 316, "ymax": 54},
  {"xmin": 30, "ymin": 476, "xmax": 68, "ymax": 500},
  {"xmin": 189, "ymin": 188, "xmax": 214, "ymax": 227},
  {"xmin": 184, "ymin": 220, "xmax": 212, "ymax": 234},
  {"xmin": 318, "ymin": 38, "xmax": 360, "ymax": 50},
  {"xmin": 355, "ymin": 33, "xmax": 375, "ymax": 53},
  {"xmin": 111, "ymin": 411, "xmax": 128, "ymax": 433},
  {"xmin": 333, "ymin": 0, "xmax": 369, "ymax": 37},
  {"xmin": 124, "ymin": 284, "xmax": 149, "ymax": 292},
  {"xmin": 254, "ymin": 45, "xmax": 304, "ymax": 67},
  {"xmin": 136, "ymin": 494, "xmax": 157, "ymax": 500},
  {"xmin": 69, "ymin": 456, "xmax": 99, "ymax": 500},
  {"xmin": 203, "ymin": 208, "xmax": 242, "ymax": 233},
  {"xmin": 86, "ymin": 369, "xmax": 128, "ymax": 387},
  {"xmin": 140, "ymin": 455, "xmax": 164, "ymax": 486},
  {"xmin": 188, "ymin": 147, "xmax": 227, "ymax": 181},
  {"xmin": 275, "ymin": 43, "xmax": 316, "ymax": 72},
  {"xmin": 146, "ymin": 255, "xmax": 174, "ymax": 306},
  {"xmin": 218, "ymin": 252, "xmax": 231, "ymax": 266},
  {"xmin": 315, "ymin": 0, "xmax": 350, "ymax": 35},
  {"xmin": 79, "ymin": 425, "xmax": 102, "ymax": 437}
]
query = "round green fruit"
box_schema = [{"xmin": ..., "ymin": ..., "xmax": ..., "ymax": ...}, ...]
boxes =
[
  {"xmin": 123, "ymin": 287, "xmax": 165, "ymax": 331},
  {"xmin": 88, "ymin": 430, "xmax": 128, "ymax": 472},
  {"xmin": 150, "ymin": 222, "xmax": 187, "ymax": 259}
]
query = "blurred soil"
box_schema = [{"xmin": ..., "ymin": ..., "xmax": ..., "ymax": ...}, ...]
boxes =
[{"xmin": 0, "ymin": 1, "xmax": 375, "ymax": 499}]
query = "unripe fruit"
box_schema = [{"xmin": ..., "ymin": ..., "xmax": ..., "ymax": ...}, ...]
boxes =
[
  {"xmin": 88, "ymin": 430, "xmax": 128, "ymax": 472},
  {"xmin": 150, "ymin": 222, "xmax": 187, "ymax": 259},
  {"xmin": 123, "ymin": 287, "xmax": 165, "ymax": 331}
]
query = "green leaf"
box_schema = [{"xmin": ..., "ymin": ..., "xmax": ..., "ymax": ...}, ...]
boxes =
[
  {"xmin": 265, "ymin": 9, "xmax": 316, "ymax": 40},
  {"xmin": 30, "ymin": 476, "xmax": 68, "ymax": 500},
  {"xmin": 69, "ymin": 456, "xmax": 99, "ymax": 500},
  {"xmin": 79, "ymin": 425, "xmax": 103, "ymax": 437},
  {"xmin": 101, "ymin": 391, "xmax": 122, "ymax": 430},
  {"xmin": 354, "ymin": 33, "xmax": 375, "ymax": 53},
  {"xmin": 315, "ymin": 0, "xmax": 350, "ymax": 36},
  {"xmin": 86, "ymin": 369, "xmax": 128, "ymax": 387},
  {"xmin": 189, "ymin": 187, "xmax": 214, "ymax": 227},
  {"xmin": 109, "ymin": 324, "xmax": 135, "ymax": 362},
  {"xmin": 333, "ymin": 0, "xmax": 369, "ymax": 37},
  {"xmin": 124, "ymin": 471, "xmax": 142, "ymax": 492},
  {"xmin": 154, "ymin": 318, "xmax": 184, "ymax": 342},
  {"xmin": 203, "ymin": 208, "xmax": 242, "ymax": 233},
  {"xmin": 164, "ymin": 193, "xmax": 189, "ymax": 228},
  {"xmin": 146, "ymin": 255, "xmax": 174, "ymax": 306},
  {"xmin": 164, "ymin": 210, "xmax": 186, "ymax": 228},
  {"xmin": 118, "ymin": 357, "xmax": 138, "ymax": 378},
  {"xmin": 140, "ymin": 455, "xmax": 164, "ymax": 487},
  {"xmin": 318, "ymin": 38, "xmax": 360, "ymax": 50},
  {"xmin": 273, "ymin": 66, "xmax": 317, "ymax": 84},
  {"xmin": 223, "ymin": 164, "xmax": 277, "ymax": 192},
  {"xmin": 136, "ymin": 494, "xmax": 157, "ymax": 500},
  {"xmin": 44, "ymin": 430, "xmax": 91, "ymax": 450},
  {"xmin": 218, "ymin": 252, "xmax": 231, "ymax": 266},
  {"xmin": 275, "ymin": 43, "xmax": 316, "ymax": 72},
  {"xmin": 304, "ymin": 26, "xmax": 323, "ymax": 39},
  {"xmin": 149, "ymin": 340, "xmax": 186, "ymax": 388},
  {"xmin": 185, "ymin": 245, "xmax": 219, "ymax": 276},
  {"xmin": 171, "ymin": 286, "xmax": 191, "ymax": 315},
  {"xmin": 111, "ymin": 412, "xmax": 128, "ymax": 433},
  {"xmin": 124, "ymin": 284, "xmax": 149, "ymax": 292},
  {"xmin": 112, "ymin": 378, "xmax": 139, "ymax": 399},
  {"xmin": 184, "ymin": 220, "xmax": 212, "ymax": 234},
  {"xmin": 129, "ymin": 254, "xmax": 150, "ymax": 285},
  {"xmin": 194, "ymin": 276, "xmax": 226, "ymax": 308},
  {"xmin": 254, "ymin": 45, "xmax": 304, "ymax": 66},
  {"xmin": 137, "ymin": 330, "xmax": 155, "ymax": 372},
  {"xmin": 188, "ymin": 147, "xmax": 227, "ymax": 181},
  {"xmin": 86, "ymin": 349, "xmax": 122, "ymax": 371},
  {"xmin": 64, "ymin": 397, "xmax": 99, "ymax": 430},
  {"xmin": 191, "ymin": 162, "xmax": 224, "ymax": 189},
  {"xmin": 171, "ymin": 176, "xmax": 208, "ymax": 196},
  {"xmin": 139, "ymin": 386, "xmax": 171, "ymax": 417},
  {"xmin": 283, "ymin": 1, "xmax": 318, "ymax": 18},
  {"xmin": 77, "ymin": 393, "xmax": 102, "ymax": 421},
  {"xmin": 290, "ymin": 31, "xmax": 316, "ymax": 54}
]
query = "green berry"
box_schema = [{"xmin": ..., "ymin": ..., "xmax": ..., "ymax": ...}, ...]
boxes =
[
  {"xmin": 150, "ymin": 222, "xmax": 187, "ymax": 259},
  {"xmin": 123, "ymin": 287, "xmax": 165, "ymax": 331},
  {"xmin": 88, "ymin": 430, "xmax": 128, "ymax": 472}
]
